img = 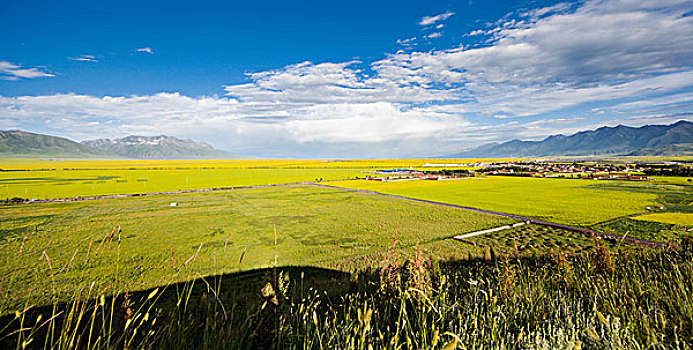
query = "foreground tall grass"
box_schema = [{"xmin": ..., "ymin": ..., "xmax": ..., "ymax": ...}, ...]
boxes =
[{"xmin": 2, "ymin": 237, "xmax": 692, "ymax": 349}]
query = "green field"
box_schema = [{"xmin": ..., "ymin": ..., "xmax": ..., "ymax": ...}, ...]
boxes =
[
  {"xmin": 0, "ymin": 184, "xmax": 512, "ymax": 312},
  {"xmin": 1, "ymin": 159, "xmax": 692, "ymax": 349},
  {"xmin": 462, "ymin": 223, "xmax": 612, "ymax": 255},
  {"xmin": 0, "ymin": 168, "xmax": 365, "ymax": 200},
  {"xmin": 0, "ymin": 158, "xmax": 539, "ymax": 200},
  {"xmin": 632, "ymin": 212, "xmax": 693, "ymax": 226},
  {"xmin": 331, "ymin": 177, "xmax": 659, "ymax": 226},
  {"xmin": 656, "ymin": 176, "xmax": 693, "ymax": 186},
  {"xmin": 2, "ymin": 158, "xmax": 691, "ymax": 313}
]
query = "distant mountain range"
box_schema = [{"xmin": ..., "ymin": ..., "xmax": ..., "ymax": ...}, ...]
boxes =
[
  {"xmin": 2, "ymin": 121, "xmax": 692, "ymax": 159},
  {"xmin": 0, "ymin": 131, "xmax": 235, "ymax": 159},
  {"xmin": 82, "ymin": 135, "xmax": 235, "ymax": 159},
  {"xmin": 448, "ymin": 121, "xmax": 693, "ymax": 158},
  {"xmin": 0, "ymin": 130, "xmax": 110, "ymax": 158}
]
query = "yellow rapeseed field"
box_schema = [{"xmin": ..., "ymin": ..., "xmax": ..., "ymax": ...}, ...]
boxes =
[
  {"xmin": 632, "ymin": 212, "xmax": 693, "ymax": 226},
  {"xmin": 331, "ymin": 176, "xmax": 658, "ymax": 226},
  {"xmin": 0, "ymin": 158, "xmax": 514, "ymax": 199}
]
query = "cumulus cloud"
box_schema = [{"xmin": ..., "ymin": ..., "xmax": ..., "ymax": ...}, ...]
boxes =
[
  {"xmin": 136, "ymin": 47, "xmax": 154, "ymax": 54},
  {"xmin": 223, "ymin": 60, "xmax": 456, "ymax": 105},
  {"xmin": 0, "ymin": 92, "xmax": 467, "ymax": 156},
  {"xmin": 2, "ymin": 0, "xmax": 693, "ymax": 156},
  {"xmin": 376, "ymin": 0, "xmax": 693, "ymax": 117},
  {"xmin": 0, "ymin": 61, "xmax": 55, "ymax": 80},
  {"xmin": 419, "ymin": 11, "xmax": 455, "ymax": 26},
  {"xmin": 425, "ymin": 32, "xmax": 442, "ymax": 39}
]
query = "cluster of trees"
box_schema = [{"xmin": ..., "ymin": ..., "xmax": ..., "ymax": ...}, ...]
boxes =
[
  {"xmin": 643, "ymin": 166, "xmax": 693, "ymax": 177},
  {"xmin": 425, "ymin": 169, "xmax": 470, "ymax": 176}
]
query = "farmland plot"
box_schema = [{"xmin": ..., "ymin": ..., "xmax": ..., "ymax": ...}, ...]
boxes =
[{"xmin": 0, "ymin": 184, "xmax": 511, "ymax": 311}]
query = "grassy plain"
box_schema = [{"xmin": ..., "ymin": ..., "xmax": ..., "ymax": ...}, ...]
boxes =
[
  {"xmin": 331, "ymin": 177, "xmax": 658, "ymax": 226},
  {"xmin": 464, "ymin": 223, "xmax": 611, "ymax": 255},
  {"xmin": 0, "ymin": 184, "xmax": 512, "ymax": 312},
  {"xmin": 0, "ymin": 158, "xmax": 495, "ymax": 200},
  {"xmin": 0, "ymin": 158, "xmax": 514, "ymax": 171},
  {"xmin": 1, "ymin": 157, "xmax": 692, "ymax": 348},
  {"xmin": 0, "ymin": 168, "xmax": 363, "ymax": 199},
  {"xmin": 591, "ymin": 217, "xmax": 683, "ymax": 242}
]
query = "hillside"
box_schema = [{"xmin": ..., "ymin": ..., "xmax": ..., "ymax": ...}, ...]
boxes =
[
  {"xmin": 448, "ymin": 120, "xmax": 693, "ymax": 157},
  {"xmin": 82, "ymin": 135, "xmax": 235, "ymax": 159},
  {"xmin": 0, "ymin": 130, "xmax": 111, "ymax": 158}
]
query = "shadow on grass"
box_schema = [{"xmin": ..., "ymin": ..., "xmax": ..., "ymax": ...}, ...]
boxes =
[{"xmin": 0, "ymin": 265, "xmax": 352, "ymax": 349}]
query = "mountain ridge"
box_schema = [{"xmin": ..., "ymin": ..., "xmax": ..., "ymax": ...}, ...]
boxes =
[
  {"xmin": 81, "ymin": 135, "xmax": 235, "ymax": 159},
  {"xmin": 0, "ymin": 130, "xmax": 112, "ymax": 158},
  {"xmin": 0, "ymin": 131, "xmax": 235, "ymax": 159},
  {"xmin": 447, "ymin": 121, "xmax": 693, "ymax": 157},
  {"xmin": 82, "ymin": 135, "xmax": 234, "ymax": 159}
]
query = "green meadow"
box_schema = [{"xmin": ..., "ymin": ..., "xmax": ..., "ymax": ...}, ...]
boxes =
[
  {"xmin": 0, "ymin": 184, "xmax": 512, "ymax": 312},
  {"xmin": 1, "ymin": 158, "xmax": 692, "ymax": 349},
  {"xmin": 463, "ymin": 223, "xmax": 613, "ymax": 255}
]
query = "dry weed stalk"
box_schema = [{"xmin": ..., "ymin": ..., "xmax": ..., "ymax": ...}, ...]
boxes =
[
  {"xmin": 184, "ymin": 243, "xmax": 203, "ymax": 266},
  {"xmin": 18, "ymin": 230, "xmax": 29, "ymax": 254},
  {"xmin": 40, "ymin": 250, "xmax": 52, "ymax": 270},
  {"xmin": 38, "ymin": 239, "xmax": 52, "ymax": 262},
  {"xmin": 93, "ymin": 231, "xmax": 110, "ymax": 257},
  {"xmin": 592, "ymin": 238, "xmax": 613, "ymax": 275},
  {"xmin": 84, "ymin": 241, "xmax": 93, "ymax": 264},
  {"xmin": 224, "ymin": 231, "xmax": 231, "ymax": 252},
  {"xmin": 121, "ymin": 291, "xmax": 132, "ymax": 324},
  {"xmin": 57, "ymin": 249, "xmax": 79, "ymax": 276},
  {"xmin": 408, "ymin": 245, "xmax": 428, "ymax": 292},
  {"xmin": 170, "ymin": 246, "xmax": 177, "ymax": 269},
  {"xmin": 498, "ymin": 252, "xmax": 515, "ymax": 296},
  {"xmin": 239, "ymin": 246, "xmax": 247, "ymax": 265},
  {"xmin": 380, "ymin": 230, "xmax": 401, "ymax": 292}
]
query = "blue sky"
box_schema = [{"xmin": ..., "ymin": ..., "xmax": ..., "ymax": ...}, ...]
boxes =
[{"xmin": 1, "ymin": 0, "xmax": 692, "ymax": 157}]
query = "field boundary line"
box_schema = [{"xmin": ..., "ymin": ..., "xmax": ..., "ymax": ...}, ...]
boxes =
[{"xmin": 312, "ymin": 183, "xmax": 667, "ymax": 247}]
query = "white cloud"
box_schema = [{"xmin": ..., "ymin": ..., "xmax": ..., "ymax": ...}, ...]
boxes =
[
  {"xmin": 396, "ymin": 37, "xmax": 417, "ymax": 46},
  {"xmin": 68, "ymin": 55, "xmax": 98, "ymax": 62},
  {"xmin": 2, "ymin": 0, "xmax": 692, "ymax": 157},
  {"xmin": 419, "ymin": 11, "xmax": 455, "ymax": 26},
  {"xmin": 425, "ymin": 32, "xmax": 442, "ymax": 39},
  {"xmin": 0, "ymin": 61, "xmax": 55, "ymax": 80},
  {"xmin": 527, "ymin": 2, "xmax": 575, "ymax": 18},
  {"xmin": 605, "ymin": 92, "xmax": 693, "ymax": 113},
  {"xmin": 465, "ymin": 29, "xmax": 485, "ymax": 36},
  {"xmin": 527, "ymin": 117, "xmax": 586, "ymax": 127},
  {"xmin": 136, "ymin": 47, "xmax": 154, "ymax": 54},
  {"xmin": 283, "ymin": 102, "xmax": 464, "ymax": 143},
  {"xmin": 376, "ymin": 0, "xmax": 693, "ymax": 117},
  {"xmin": 0, "ymin": 93, "xmax": 468, "ymax": 154},
  {"xmin": 224, "ymin": 60, "xmax": 455, "ymax": 105}
]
